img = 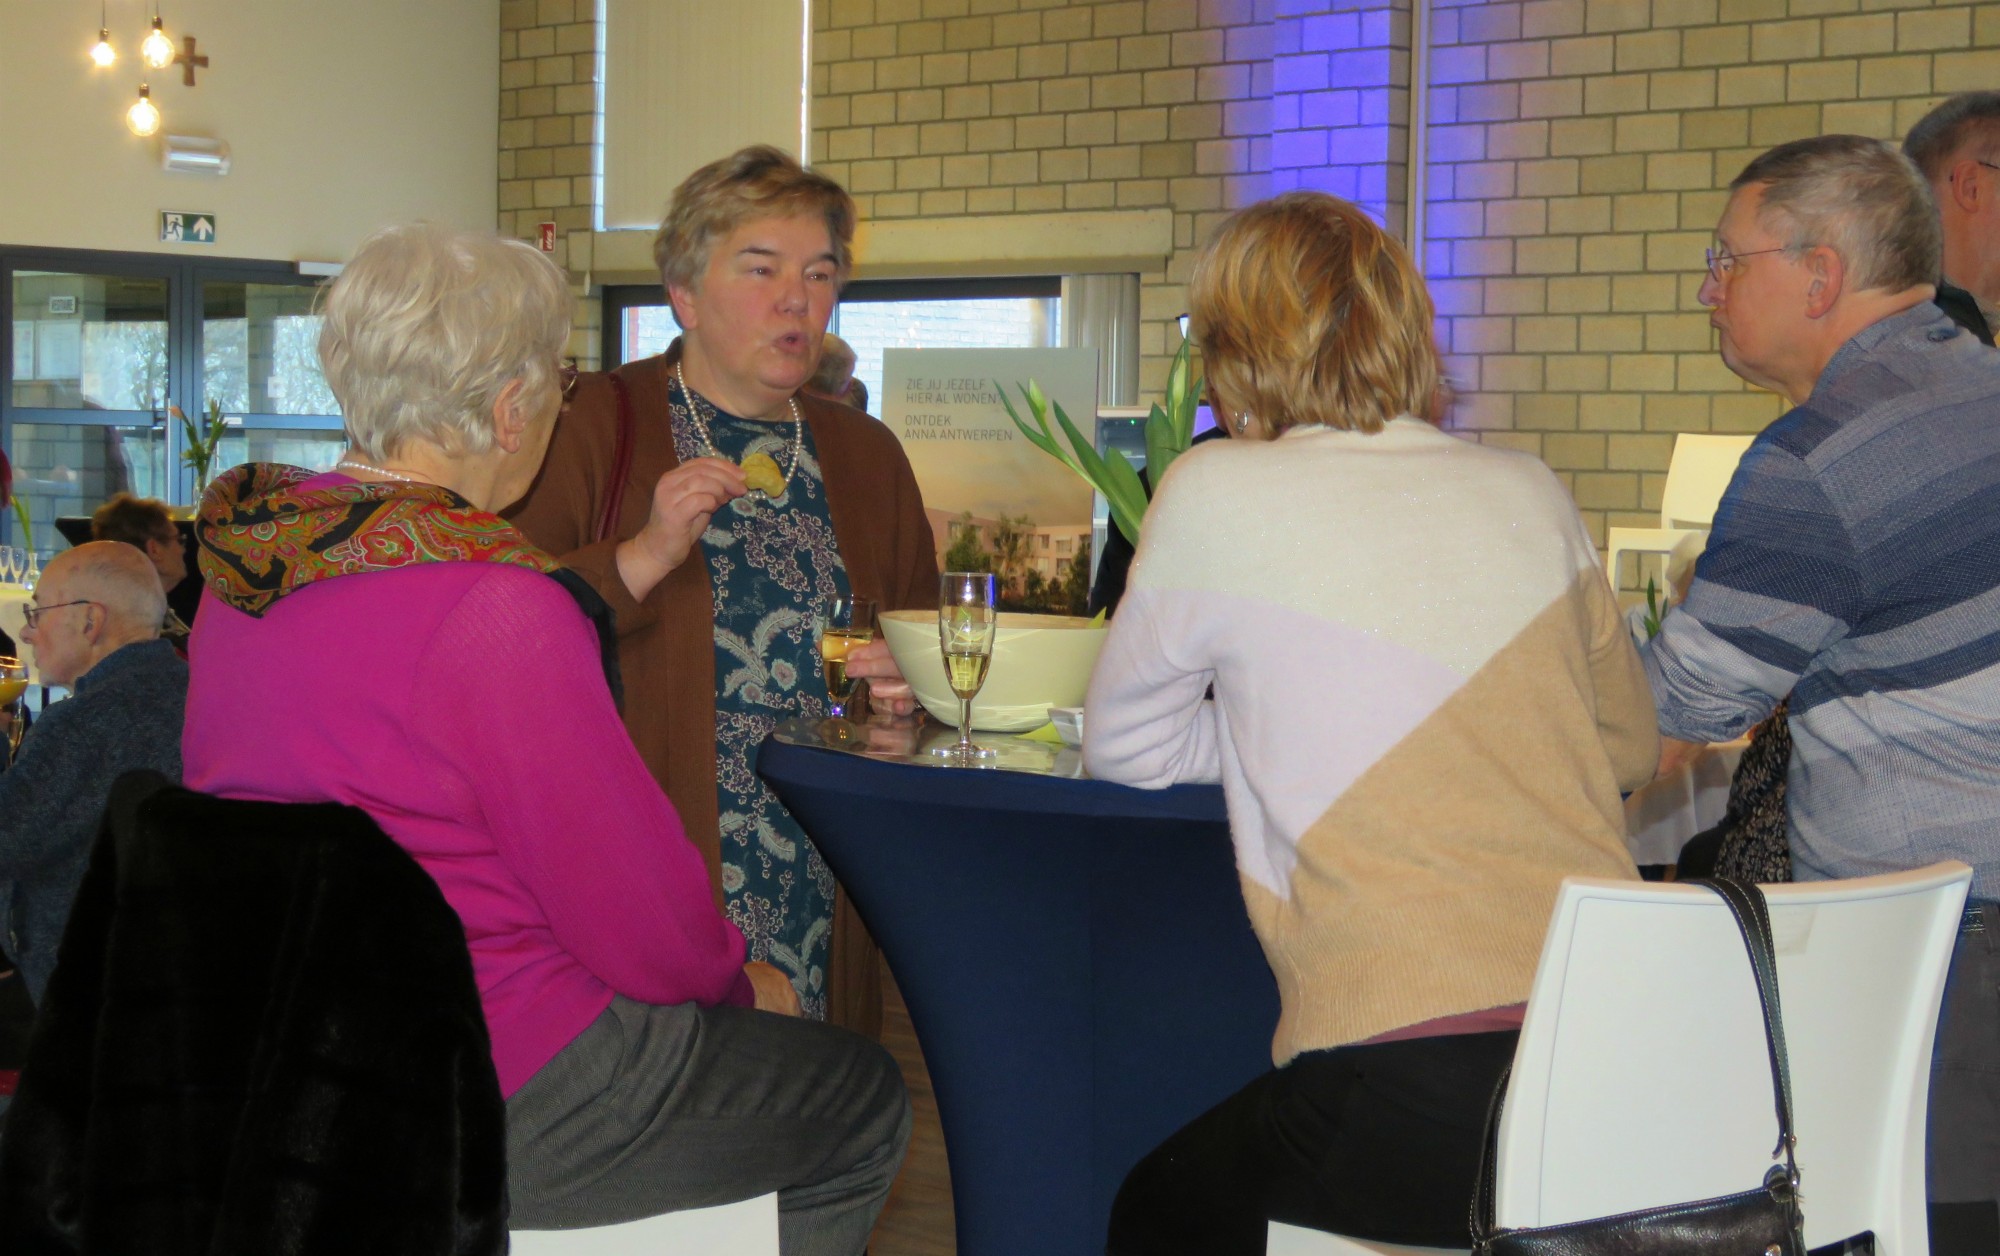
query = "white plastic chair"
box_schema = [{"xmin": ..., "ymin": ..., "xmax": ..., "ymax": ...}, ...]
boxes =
[
  {"xmin": 1271, "ymin": 862, "xmax": 1971, "ymax": 1256},
  {"xmin": 511, "ymin": 1192, "xmax": 780, "ymax": 1255},
  {"xmin": 1604, "ymin": 433, "xmax": 1756, "ymax": 592}
]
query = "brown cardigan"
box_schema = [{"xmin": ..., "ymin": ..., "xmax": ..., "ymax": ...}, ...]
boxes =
[{"xmin": 507, "ymin": 346, "xmax": 937, "ymax": 1035}]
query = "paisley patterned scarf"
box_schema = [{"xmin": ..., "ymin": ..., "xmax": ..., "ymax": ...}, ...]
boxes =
[
  {"xmin": 196, "ymin": 463, "xmax": 559, "ymax": 617},
  {"xmin": 195, "ymin": 463, "xmax": 623, "ymax": 704}
]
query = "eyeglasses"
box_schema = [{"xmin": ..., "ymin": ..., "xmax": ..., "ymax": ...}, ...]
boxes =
[
  {"xmin": 1704, "ymin": 245, "xmax": 1790, "ymax": 282},
  {"xmin": 22, "ymin": 599, "xmax": 94, "ymax": 629}
]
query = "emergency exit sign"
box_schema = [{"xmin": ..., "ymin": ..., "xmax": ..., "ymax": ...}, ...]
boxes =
[{"xmin": 160, "ymin": 211, "xmax": 216, "ymax": 244}]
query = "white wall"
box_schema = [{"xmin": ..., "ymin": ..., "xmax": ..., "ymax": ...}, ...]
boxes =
[{"xmin": 0, "ymin": 0, "xmax": 497, "ymax": 263}]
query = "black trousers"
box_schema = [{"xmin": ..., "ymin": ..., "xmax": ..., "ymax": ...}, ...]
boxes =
[{"xmin": 1107, "ymin": 1030, "xmax": 1518, "ymax": 1255}]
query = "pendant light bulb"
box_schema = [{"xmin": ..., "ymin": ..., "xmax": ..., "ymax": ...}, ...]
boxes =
[
  {"xmin": 140, "ymin": 16, "xmax": 174, "ymax": 70},
  {"xmin": 126, "ymin": 84, "xmax": 161, "ymax": 137},
  {"xmin": 89, "ymin": 29, "xmax": 116, "ymax": 67}
]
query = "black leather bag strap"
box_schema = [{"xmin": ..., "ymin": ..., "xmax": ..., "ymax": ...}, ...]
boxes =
[
  {"xmin": 1471, "ymin": 878, "xmax": 1797, "ymax": 1246},
  {"xmin": 1693, "ymin": 877, "xmax": 1797, "ymax": 1164}
]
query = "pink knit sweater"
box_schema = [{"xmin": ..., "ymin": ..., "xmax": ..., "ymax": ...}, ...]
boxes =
[{"xmin": 182, "ymin": 553, "xmax": 752, "ymax": 1096}]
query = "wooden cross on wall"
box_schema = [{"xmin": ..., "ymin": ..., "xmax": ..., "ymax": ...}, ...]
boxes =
[{"xmin": 174, "ymin": 35, "xmax": 207, "ymax": 87}]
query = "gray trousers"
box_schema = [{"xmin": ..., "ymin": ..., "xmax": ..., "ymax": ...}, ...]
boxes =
[
  {"xmin": 1929, "ymin": 900, "xmax": 2000, "ymax": 1253},
  {"xmin": 505, "ymin": 996, "xmax": 911, "ymax": 1256}
]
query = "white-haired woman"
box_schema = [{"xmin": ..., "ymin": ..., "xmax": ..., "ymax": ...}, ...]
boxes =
[
  {"xmin": 1085, "ymin": 193, "xmax": 1657, "ymax": 1253},
  {"xmin": 180, "ymin": 223, "xmax": 908, "ymax": 1254}
]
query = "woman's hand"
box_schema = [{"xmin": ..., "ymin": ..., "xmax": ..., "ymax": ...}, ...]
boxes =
[
  {"xmin": 616, "ymin": 457, "xmax": 746, "ymax": 602},
  {"xmin": 744, "ymin": 961, "xmax": 803, "ymax": 1017},
  {"xmin": 845, "ymin": 637, "xmax": 918, "ymax": 717}
]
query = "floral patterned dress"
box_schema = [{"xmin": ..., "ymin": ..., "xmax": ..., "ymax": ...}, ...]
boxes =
[{"xmin": 669, "ymin": 377, "xmax": 847, "ymax": 1019}]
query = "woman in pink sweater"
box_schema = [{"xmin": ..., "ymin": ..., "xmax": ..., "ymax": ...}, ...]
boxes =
[{"xmin": 181, "ymin": 224, "xmax": 907, "ymax": 1256}]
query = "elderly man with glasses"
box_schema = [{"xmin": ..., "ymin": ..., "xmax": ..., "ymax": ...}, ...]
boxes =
[
  {"xmin": 0, "ymin": 542, "xmax": 186, "ymax": 1007},
  {"xmin": 1905, "ymin": 91, "xmax": 2000, "ymax": 347},
  {"xmin": 1648, "ymin": 135, "xmax": 2000, "ymax": 1249}
]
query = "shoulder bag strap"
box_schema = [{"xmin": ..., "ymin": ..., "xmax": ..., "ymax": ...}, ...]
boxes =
[
  {"xmin": 593, "ymin": 371, "xmax": 637, "ymax": 545},
  {"xmin": 1472, "ymin": 878, "xmax": 1797, "ymax": 1246}
]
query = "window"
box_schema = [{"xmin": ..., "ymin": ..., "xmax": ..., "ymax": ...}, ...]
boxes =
[
  {"xmin": 603, "ymin": 276, "xmax": 1062, "ymax": 415},
  {"xmin": 3, "ymin": 248, "xmax": 343, "ymax": 559}
]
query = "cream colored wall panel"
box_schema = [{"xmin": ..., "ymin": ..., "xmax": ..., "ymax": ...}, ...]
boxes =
[
  {"xmin": 602, "ymin": 0, "xmax": 807, "ymax": 231},
  {"xmin": 0, "ymin": 0, "xmax": 497, "ymax": 262}
]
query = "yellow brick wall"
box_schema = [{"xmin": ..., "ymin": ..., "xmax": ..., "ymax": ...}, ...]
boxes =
[
  {"xmin": 502, "ymin": 0, "xmax": 1999, "ymax": 520},
  {"xmin": 810, "ymin": 0, "xmax": 1284, "ymax": 398},
  {"xmin": 1424, "ymin": 0, "xmax": 2000, "ymax": 559},
  {"xmin": 500, "ymin": 0, "xmax": 603, "ymax": 367}
]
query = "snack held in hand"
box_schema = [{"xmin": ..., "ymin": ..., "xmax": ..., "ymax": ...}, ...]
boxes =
[{"xmin": 741, "ymin": 451, "xmax": 785, "ymax": 496}]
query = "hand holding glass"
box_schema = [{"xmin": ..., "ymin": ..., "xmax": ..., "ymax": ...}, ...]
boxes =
[
  {"xmin": 817, "ymin": 596, "xmax": 877, "ymax": 719},
  {"xmin": 1, "ymin": 657, "xmax": 27, "ymax": 765},
  {"xmin": 935, "ymin": 572, "xmax": 998, "ymax": 764}
]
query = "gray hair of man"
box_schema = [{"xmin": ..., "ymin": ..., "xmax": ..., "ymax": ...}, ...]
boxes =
[
  {"xmin": 807, "ymin": 333, "xmax": 858, "ymax": 398},
  {"xmin": 1731, "ymin": 135, "xmax": 1942, "ymax": 293},
  {"xmin": 318, "ymin": 223, "xmax": 575, "ymax": 462},
  {"xmin": 1903, "ymin": 91, "xmax": 2000, "ymax": 183},
  {"xmin": 64, "ymin": 542, "xmax": 168, "ymax": 637}
]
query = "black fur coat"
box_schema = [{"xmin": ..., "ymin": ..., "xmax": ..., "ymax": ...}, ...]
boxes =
[{"xmin": 0, "ymin": 771, "xmax": 507, "ymax": 1255}]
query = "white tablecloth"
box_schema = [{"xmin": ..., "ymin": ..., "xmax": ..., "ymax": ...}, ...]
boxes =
[
  {"xmin": 1623, "ymin": 739, "xmax": 1748, "ymax": 866},
  {"xmin": 0, "ymin": 583, "xmax": 35, "ymax": 683}
]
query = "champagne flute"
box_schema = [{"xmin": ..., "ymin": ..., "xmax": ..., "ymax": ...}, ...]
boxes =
[
  {"xmin": 0, "ymin": 657, "xmax": 27, "ymax": 766},
  {"xmin": 934, "ymin": 572, "xmax": 998, "ymax": 764},
  {"xmin": 817, "ymin": 595, "xmax": 877, "ymax": 720}
]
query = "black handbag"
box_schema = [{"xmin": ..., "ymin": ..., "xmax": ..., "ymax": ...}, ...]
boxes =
[{"xmin": 1470, "ymin": 878, "xmax": 1808, "ymax": 1256}]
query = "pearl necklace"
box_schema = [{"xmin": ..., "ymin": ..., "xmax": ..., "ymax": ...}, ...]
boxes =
[
  {"xmin": 672, "ymin": 362, "xmax": 803, "ymax": 500},
  {"xmin": 335, "ymin": 459, "xmax": 431, "ymax": 485}
]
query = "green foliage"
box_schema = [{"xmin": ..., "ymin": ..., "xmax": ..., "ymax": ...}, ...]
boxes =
[
  {"xmin": 178, "ymin": 399, "xmax": 230, "ymax": 488},
  {"xmin": 942, "ymin": 512, "xmax": 990, "ymax": 574},
  {"xmin": 10, "ymin": 497, "xmax": 30, "ymax": 556},
  {"xmin": 989, "ymin": 513, "xmax": 1033, "ymax": 594},
  {"xmin": 1642, "ymin": 576, "xmax": 1666, "ymax": 640},
  {"xmin": 1000, "ymin": 337, "xmax": 1203, "ymax": 544}
]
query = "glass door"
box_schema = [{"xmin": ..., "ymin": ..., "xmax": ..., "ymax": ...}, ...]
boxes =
[
  {"xmin": 6, "ymin": 262, "xmax": 176, "ymax": 563},
  {"xmin": 2, "ymin": 248, "xmax": 343, "ymax": 561}
]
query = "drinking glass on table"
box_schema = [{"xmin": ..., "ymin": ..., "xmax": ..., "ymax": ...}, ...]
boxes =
[
  {"xmin": 817, "ymin": 595, "xmax": 877, "ymax": 720},
  {"xmin": 934, "ymin": 572, "xmax": 998, "ymax": 765},
  {"xmin": 0, "ymin": 546, "xmax": 22, "ymax": 585},
  {"xmin": 1, "ymin": 656, "xmax": 28, "ymax": 766}
]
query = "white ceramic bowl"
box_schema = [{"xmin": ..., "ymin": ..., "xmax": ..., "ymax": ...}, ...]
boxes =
[{"xmin": 880, "ymin": 610, "xmax": 1108, "ymax": 733}]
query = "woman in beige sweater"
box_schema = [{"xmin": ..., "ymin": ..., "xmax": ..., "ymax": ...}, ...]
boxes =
[{"xmin": 1086, "ymin": 193, "xmax": 1657, "ymax": 1254}]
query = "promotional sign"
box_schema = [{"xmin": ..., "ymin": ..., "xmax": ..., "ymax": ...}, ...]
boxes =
[
  {"xmin": 537, "ymin": 222, "xmax": 557, "ymax": 252},
  {"xmin": 883, "ymin": 347, "xmax": 1099, "ymax": 530}
]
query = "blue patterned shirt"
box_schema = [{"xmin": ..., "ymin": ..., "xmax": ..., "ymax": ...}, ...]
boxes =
[{"xmin": 1646, "ymin": 302, "xmax": 2000, "ymax": 899}]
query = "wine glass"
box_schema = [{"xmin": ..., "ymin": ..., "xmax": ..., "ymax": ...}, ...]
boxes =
[
  {"xmin": 817, "ymin": 595, "xmax": 877, "ymax": 720},
  {"xmin": 0, "ymin": 546, "xmax": 21, "ymax": 586},
  {"xmin": 0, "ymin": 657, "xmax": 27, "ymax": 766},
  {"xmin": 934, "ymin": 572, "xmax": 998, "ymax": 764}
]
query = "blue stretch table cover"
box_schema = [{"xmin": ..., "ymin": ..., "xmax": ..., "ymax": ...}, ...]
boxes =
[{"xmin": 758, "ymin": 720, "xmax": 1281, "ymax": 1256}]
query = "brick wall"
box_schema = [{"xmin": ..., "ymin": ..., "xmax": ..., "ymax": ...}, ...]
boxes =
[
  {"xmin": 500, "ymin": 0, "xmax": 605, "ymax": 366},
  {"xmin": 1423, "ymin": 0, "xmax": 1999, "ymax": 565},
  {"xmin": 810, "ymin": 0, "xmax": 1286, "ymax": 401},
  {"xmin": 509, "ymin": 0, "xmax": 1997, "ymax": 558}
]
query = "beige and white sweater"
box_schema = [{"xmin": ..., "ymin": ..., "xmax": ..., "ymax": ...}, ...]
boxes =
[{"xmin": 1084, "ymin": 419, "xmax": 1658, "ymax": 1065}]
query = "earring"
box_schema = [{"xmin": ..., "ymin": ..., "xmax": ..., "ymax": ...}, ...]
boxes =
[{"xmin": 1234, "ymin": 412, "xmax": 1251, "ymax": 435}]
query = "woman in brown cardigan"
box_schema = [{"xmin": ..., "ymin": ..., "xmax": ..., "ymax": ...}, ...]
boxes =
[{"xmin": 510, "ymin": 147, "xmax": 935, "ymax": 1033}]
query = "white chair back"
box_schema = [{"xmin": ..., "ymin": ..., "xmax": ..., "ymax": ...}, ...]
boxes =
[
  {"xmin": 1659, "ymin": 433, "xmax": 1756, "ymax": 530},
  {"xmin": 1496, "ymin": 865, "xmax": 1970, "ymax": 1256},
  {"xmin": 510, "ymin": 1192, "xmax": 780, "ymax": 1255}
]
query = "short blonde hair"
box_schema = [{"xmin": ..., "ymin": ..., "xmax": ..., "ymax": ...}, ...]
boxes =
[
  {"xmin": 319, "ymin": 223, "xmax": 574, "ymax": 461},
  {"xmin": 1188, "ymin": 192, "xmax": 1439, "ymax": 436},
  {"xmin": 652, "ymin": 146, "xmax": 856, "ymax": 293}
]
